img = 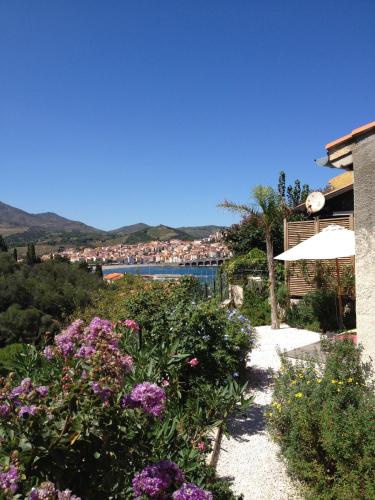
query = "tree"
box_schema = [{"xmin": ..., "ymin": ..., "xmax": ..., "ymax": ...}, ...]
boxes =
[
  {"xmin": 278, "ymin": 171, "xmax": 286, "ymax": 199},
  {"xmin": 278, "ymin": 171, "xmax": 310, "ymax": 209},
  {"xmin": 221, "ymin": 213, "xmax": 284, "ymax": 257},
  {"xmin": 95, "ymin": 264, "xmax": 103, "ymax": 278},
  {"xmin": 0, "ymin": 235, "xmax": 8, "ymax": 252},
  {"xmin": 26, "ymin": 243, "xmax": 38, "ymax": 265},
  {"xmin": 219, "ymin": 186, "xmax": 286, "ymax": 329},
  {"xmin": 13, "ymin": 248, "xmax": 18, "ymax": 262}
]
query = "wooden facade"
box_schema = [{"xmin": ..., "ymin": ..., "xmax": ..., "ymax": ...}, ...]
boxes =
[{"xmin": 285, "ymin": 215, "xmax": 354, "ymax": 297}]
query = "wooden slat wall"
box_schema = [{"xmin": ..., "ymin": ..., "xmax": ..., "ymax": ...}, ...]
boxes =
[{"xmin": 285, "ymin": 216, "xmax": 354, "ymax": 297}]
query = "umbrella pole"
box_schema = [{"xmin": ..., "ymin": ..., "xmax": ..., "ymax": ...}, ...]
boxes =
[{"xmin": 336, "ymin": 258, "xmax": 344, "ymax": 330}]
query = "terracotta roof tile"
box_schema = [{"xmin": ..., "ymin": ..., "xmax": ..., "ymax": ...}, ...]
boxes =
[{"xmin": 325, "ymin": 120, "xmax": 375, "ymax": 150}]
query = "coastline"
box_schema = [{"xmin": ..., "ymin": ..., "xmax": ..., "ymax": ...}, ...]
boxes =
[{"xmin": 102, "ymin": 263, "xmax": 181, "ymax": 270}]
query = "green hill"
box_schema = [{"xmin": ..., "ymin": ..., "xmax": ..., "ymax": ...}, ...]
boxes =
[{"xmin": 124, "ymin": 225, "xmax": 194, "ymax": 244}]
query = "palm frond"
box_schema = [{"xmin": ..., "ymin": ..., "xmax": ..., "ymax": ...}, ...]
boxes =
[{"xmin": 218, "ymin": 200, "xmax": 256, "ymax": 216}]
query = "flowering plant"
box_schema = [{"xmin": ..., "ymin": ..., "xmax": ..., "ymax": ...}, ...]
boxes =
[
  {"xmin": 0, "ymin": 309, "xmax": 248, "ymax": 498},
  {"xmin": 267, "ymin": 340, "xmax": 375, "ymax": 499}
]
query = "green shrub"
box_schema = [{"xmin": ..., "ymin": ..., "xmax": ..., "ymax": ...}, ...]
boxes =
[
  {"xmin": 0, "ymin": 316, "xmax": 249, "ymax": 499},
  {"xmin": 223, "ymin": 248, "xmax": 268, "ymax": 284},
  {"xmin": 268, "ymin": 340, "xmax": 375, "ymax": 499},
  {"xmin": 0, "ymin": 342, "xmax": 24, "ymax": 375},
  {"xmin": 287, "ymin": 289, "xmax": 346, "ymax": 332},
  {"xmin": 0, "ymin": 255, "xmax": 103, "ymax": 346},
  {"xmin": 241, "ymin": 282, "xmax": 271, "ymax": 326}
]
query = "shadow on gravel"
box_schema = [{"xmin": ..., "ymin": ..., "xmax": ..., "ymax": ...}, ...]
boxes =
[
  {"xmin": 225, "ymin": 366, "xmax": 275, "ymax": 442},
  {"xmin": 226, "ymin": 404, "xmax": 265, "ymax": 440},
  {"xmin": 247, "ymin": 366, "xmax": 274, "ymax": 391}
]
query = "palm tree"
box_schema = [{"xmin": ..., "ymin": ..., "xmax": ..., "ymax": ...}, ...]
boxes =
[{"xmin": 219, "ymin": 186, "xmax": 285, "ymax": 329}]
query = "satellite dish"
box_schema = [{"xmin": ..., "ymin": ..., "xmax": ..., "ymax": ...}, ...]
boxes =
[{"xmin": 305, "ymin": 191, "xmax": 325, "ymax": 214}]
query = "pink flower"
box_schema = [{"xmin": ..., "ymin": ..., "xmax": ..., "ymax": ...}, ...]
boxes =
[
  {"xmin": 161, "ymin": 379, "xmax": 170, "ymax": 387},
  {"xmin": 120, "ymin": 355, "xmax": 134, "ymax": 373},
  {"xmin": 187, "ymin": 358, "xmax": 199, "ymax": 367},
  {"xmin": 197, "ymin": 442, "xmax": 206, "ymax": 452},
  {"xmin": 124, "ymin": 319, "xmax": 140, "ymax": 331}
]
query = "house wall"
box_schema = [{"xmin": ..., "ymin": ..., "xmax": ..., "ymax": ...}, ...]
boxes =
[{"xmin": 352, "ymin": 134, "xmax": 375, "ymax": 361}]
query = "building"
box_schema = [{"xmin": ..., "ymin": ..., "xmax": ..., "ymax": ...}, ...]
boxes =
[
  {"xmin": 318, "ymin": 120, "xmax": 375, "ymax": 361},
  {"xmin": 285, "ymin": 172, "xmax": 354, "ymax": 297}
]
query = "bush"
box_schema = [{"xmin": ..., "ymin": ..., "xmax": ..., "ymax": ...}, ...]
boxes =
[
  {"xmin": 223, "ymin": 248, "xmax": 268, "ymax": 284},
  {"xmin": 287, "ymin": 289, "xmax": 348, "ymax": 332},
  {"xmin": 267, "ymin": 340, "xmax": 375, "ymax": 499},
  {"xmin": 0, "ymin": 316, "xmax": 250, "ymax": 499},
  {"xmin": 0, "ymin": 343, "xmax": 24, "ymax": 376},
  {"xmin": 0, "ymin": 254, "xmax": 103, "ymax": 346},
  {"xmin": 81, "ymin": 276, "xmax": 253, "ymax": 385},
  {"xmin": 241, "ymin": 282, "xmax": 271, "ymax": 326}
]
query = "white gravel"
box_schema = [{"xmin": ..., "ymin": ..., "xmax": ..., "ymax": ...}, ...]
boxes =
[{"xmin": 216, "ymin": 325, "xmax": 320, "ymax": 500}]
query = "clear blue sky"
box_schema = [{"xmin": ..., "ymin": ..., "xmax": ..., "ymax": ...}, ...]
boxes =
[{"xmin": 1, "ymin": 1, "xmax": 374, "ymax": 230}]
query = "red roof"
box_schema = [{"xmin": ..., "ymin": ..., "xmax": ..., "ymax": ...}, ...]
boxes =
[
  {"xmin": 105, "ymin": 273, "xmax": 124, "ymax": 280},
  {"xmin": 325, "ymin": 120, "xmax": 375, "ymax": 150}
]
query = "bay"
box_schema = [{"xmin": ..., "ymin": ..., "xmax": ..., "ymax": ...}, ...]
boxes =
[{"xmin": 102, "ymin": 265, "xmax": 218, "ymax": 284}]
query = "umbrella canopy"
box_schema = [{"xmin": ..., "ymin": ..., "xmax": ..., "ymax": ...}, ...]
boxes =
[{"xmin": 275, "ymin": 224, "xmax": 355, "ymax": 261}]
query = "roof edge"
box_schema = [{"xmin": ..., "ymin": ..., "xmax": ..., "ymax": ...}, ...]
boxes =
[{"xmin": 325, "ymin": 120, "xmax": 375, "ymax": 150}]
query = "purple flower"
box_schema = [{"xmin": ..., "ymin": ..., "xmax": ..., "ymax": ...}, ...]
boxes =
[
  {"xmin": 9, "ymin": 377, "xmax": 33, "ymax": 399},
  {"xmin": 75, "ymin": 345, "xmax": 96, "ymax": 358},
  {"xmin": 57, "ymin": 490, "xmax": 81, "ymax": 499},
  {"xmin": 88, "ymin": 317, "xmax": 113, "ymax": 335},
  {"xmin": 43, "ymin": 346, "xmax": 55, "ymax": 360},
  {"xmin": 129, "ymin": 382, "xmax": 166, "ymax": 417},
  {"xmin": 55, "ymin": 320, "xmax": 84, "ymax": 356},
  {"xmin": 0, "ymin": 403, "xmax": 11, "ymax": 418},
  {"xmin": 90, "ymin": 381, "xmax": 112, "ymax": 402},
  {"xmin": 120, "ymin": 394, "xmax": 138, "ymax": 409},
  {"xmin": 0, "ymin": 464, "xmax": 19, "ymax": 494},
  {"xmin": 132, "ymin": 461, "xmax": 184, "ymax": 499},
  {"xmin": 36, "ymin": 386, "xmax": 49, "ymax": 397},
  {"xmin": 18, "ymin": 405, "xmax": 38, "ymax": 418},
  {"xmin": 28, "ymin": 481, "xmax": 81, "ymax": 499},
  {"xmin": 172, "ymin": 483, "xmax": 213, "ymax": 500}
]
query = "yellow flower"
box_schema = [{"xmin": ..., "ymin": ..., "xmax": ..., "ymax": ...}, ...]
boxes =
[
  {"xmin": 317, "ymin": 379, "xmax": 322, "ymax": 384},
  {"xmin": 290, "ymin": 380, "xmax": 297, "ymax": 386},
  {"xmin": 347, "ymin": 377, "xmax": 353, "ymax": 383},
  {"xmin": 338, "ymin": 381, "xmax": 344, "ymax": 385},
  {"xmin": 306, "ymin": 381, "xmax": 311, "ymax": 385},
  {"xmin": 331, "ymin": 379, "xmax": 337, "ymax": 384},
  {"xmin": 295, "ymin": 392, "xmax": 303, "ymax": 398}
]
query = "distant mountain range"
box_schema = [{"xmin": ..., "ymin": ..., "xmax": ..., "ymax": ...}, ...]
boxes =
[{"xmin": 0, "ymin": 201, "xmax": 223, "ymax": 247}]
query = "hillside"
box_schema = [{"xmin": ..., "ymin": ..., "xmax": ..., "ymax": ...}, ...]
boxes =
[
  {"xmin": 177, "ymin": 225, "xmax": 223, "ymax": 238},
  {"xmin": 0, "ymin": 201, "xmax": 102, "ymax": 235},
  {"xmin": 109, "ymin": 223, "xmax": 151, "ymax": 235},
  {"xmin": 124, "ymin": 225, "xmax": 194, "ymax": 244},
  {"xmin": 1, "ymin": 200, "xmax": 224, "ymax": 248}
]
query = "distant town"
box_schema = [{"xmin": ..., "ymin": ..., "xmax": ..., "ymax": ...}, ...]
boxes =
[{"xmin": 47, "ymin": 232, "xmax": 232, "ymax": 265}]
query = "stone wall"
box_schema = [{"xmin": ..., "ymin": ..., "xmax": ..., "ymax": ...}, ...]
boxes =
[{"xmin": 352, "ymin": 134, "xmax": 375, "ymax": 361}]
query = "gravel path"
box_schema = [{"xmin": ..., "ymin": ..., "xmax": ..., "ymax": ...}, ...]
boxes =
[{"xmin": 216, "ymin": 325, "xmax": 320, "ymax": 500}]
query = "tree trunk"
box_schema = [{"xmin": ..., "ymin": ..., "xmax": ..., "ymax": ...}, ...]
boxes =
[{"xmin": 265, "ymin": 228, "xmax": 280, "ymax": 329}]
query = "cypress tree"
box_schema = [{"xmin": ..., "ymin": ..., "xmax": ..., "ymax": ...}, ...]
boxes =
[
  {"xmin": 13, "ymin": 248, "xmax": 18, "ymax": 261},
  {"xmin": 0, "ymin": 235, "xmax": 8, "ymax": 252},
  {"xmin": 95, "ymin": 264, "xmax": 103, "ymax": 278},
  {"xmin": 26, "ymin": 243, "xmax": 38, "ymax": 265}
]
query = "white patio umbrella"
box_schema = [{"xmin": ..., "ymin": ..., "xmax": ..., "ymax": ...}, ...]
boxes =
[{"xmin": 275, "ymin": 224, "xmax": 355, "ymax": 328}]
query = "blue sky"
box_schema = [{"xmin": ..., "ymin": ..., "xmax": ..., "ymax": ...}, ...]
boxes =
[{"xmin": 1, "ymin": 1, "xmax": 374, "ymax": 230}]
